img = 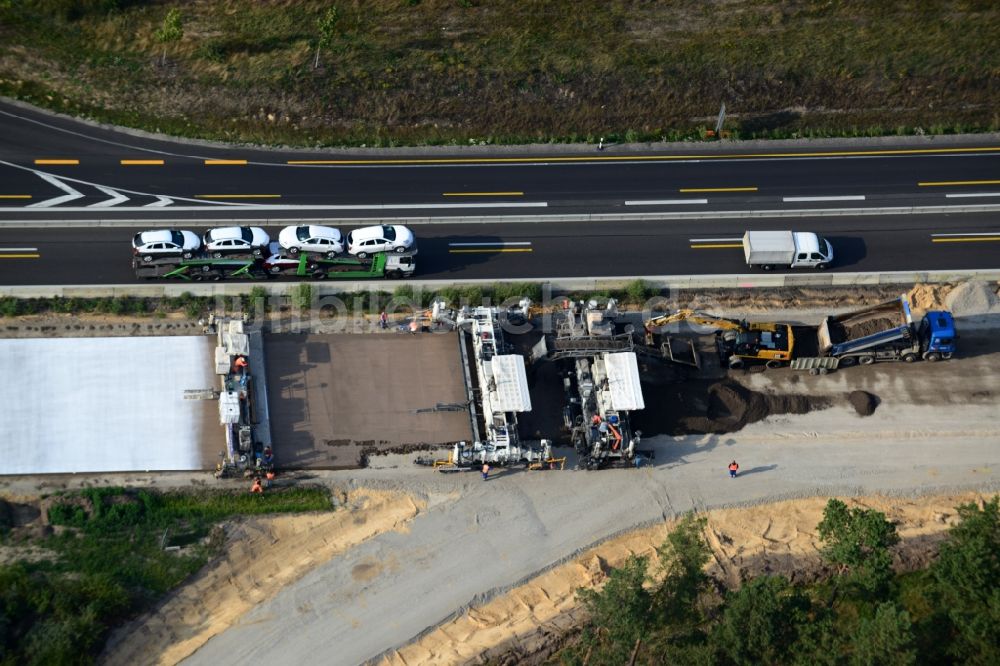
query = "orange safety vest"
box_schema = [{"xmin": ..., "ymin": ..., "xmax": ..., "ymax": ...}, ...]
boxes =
[{"xmin": 729, "ymin": 462, "xmax": 739, "ymax": 471}]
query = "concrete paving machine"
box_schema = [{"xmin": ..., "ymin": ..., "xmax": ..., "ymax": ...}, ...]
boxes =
[
  {"xmin": 418, "ymin": 304, "xmax": 553, "ymax": 470},
  {"xmin": 533, "ymin": 300, "xmax": 651, "ymax": 470}
]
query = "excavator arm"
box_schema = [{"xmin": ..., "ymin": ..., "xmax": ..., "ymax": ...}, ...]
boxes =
[{"xmin": 644, "ymin": 309, "xmax": 745, "ymax": 333}]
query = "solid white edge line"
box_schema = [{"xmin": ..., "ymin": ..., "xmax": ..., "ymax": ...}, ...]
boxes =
[
  {"xmin": 625, "ymin": 199, "xmax": 709, "ymax": 205},
  {"xmin": 930, "ymin": 232, "xmax": 1000, "ymax": 237},
  {"xmin": 782, "ymin": 195, "xmax": 866, "ymax": 202},
  {"xmin": 4, "ymin": 202, "xmax": 550, "ymax": 212},
  {"xmin": 945, "ymin": 192, "xmax": 1000, "ymax": 198},
  {"xmin": 689, "ymin": 238, "xmax": 742, "ymax": 242},
  {"xmin": 6, "ymin": 203, "xmax": 1000, "ymax": 226},
  {"xmin": 0, "ymin": 247, "xmax": 39, "ymax": 252},
  {"xmin": 448, "ymin": 242, "xmax": 532, "ymax": 246}
]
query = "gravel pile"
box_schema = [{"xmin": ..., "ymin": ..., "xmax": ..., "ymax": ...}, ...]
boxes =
[{"xmin": 945, "ymin": 281, "xmax": 1000, "ymax": 316}]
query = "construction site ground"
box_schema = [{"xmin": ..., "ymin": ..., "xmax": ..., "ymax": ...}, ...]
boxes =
[
  {"xmin": 2, "ymin": 282, "xmax": 999, "ymax": 664},
  {"xmin": 264, "ymin": 332, "xmax": 473, "ymax": 469}
]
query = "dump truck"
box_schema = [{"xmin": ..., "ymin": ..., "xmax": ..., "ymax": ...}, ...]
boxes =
[
  {"xmin": 743, "ymin": 231, "xmax": 833, "ymax": 270},
  {"xmin": 810, "ymin": 296, "xmax": 956, "ymax": 366}
]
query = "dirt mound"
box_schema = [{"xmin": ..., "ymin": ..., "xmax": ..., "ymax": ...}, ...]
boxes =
[
  {"xmin": 827, "ymin": 317, "xmax": 897, "ymax": 344},
  {"xmin": 945, "ymin": 281, "xmax": 1000, "ymax": 316},
  {"xmin": 907, "ymin": 284, "xmax": 950, "ymax": 314},
  {"xmin": 848, "ymin": 390, "xmax": 880, "ymax": 416},
  {"xmin": 635, "ymin": 379, "xmax": 830, "ymax": 436}
]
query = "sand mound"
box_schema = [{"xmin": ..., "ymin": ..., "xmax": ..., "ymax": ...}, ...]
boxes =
[
  {"xmin": 102, "ymin": 488, "xmax": 424, "ymax": 666},
  {"xmin": 907, "ymin": 284, "xmax": 950, "ymax": 314},
  {"xmin": 945, "ymin": 281, "xmax": 1000, "ymax": 316},
  {"xmin": 381, "ymin": 493, "xmax": 984, "ymax": 666},
  {"xmin": 848, "ymin": 390, "xmax": 880, "ymax": 416}
]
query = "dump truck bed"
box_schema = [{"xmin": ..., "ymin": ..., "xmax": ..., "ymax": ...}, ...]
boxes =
[{"xmin": 818, "ymin": 297, "xmax": 912, "ymax": 355}]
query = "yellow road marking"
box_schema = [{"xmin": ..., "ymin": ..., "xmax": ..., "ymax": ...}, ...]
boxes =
[
  {"xmin": 121, "ymin": 159, "xmax": 164, "ymax": 165},
  {"xmin": 680, "ymin": 187, "xmax": 757, "ymax": 193},
  {"xmin": 0, "ymin": 195, "xmax": 32, "ymax": 199},
  {"xmin": 918, "ymin": 179, "xmax": 1000, "ymax": 187},
  {"xmin": 195, "ymin": 194, "xmax": 281, "ymax": 199},
  {"xmin": 691, "ymin": 243, "xmax": 743, "ymax": 249},
  {"xmin": 204, "ymin": 159, "xmax": 248, "ymax": 165},
  {"xmin": 34, "ymin": 159, "xmax": 78, "ymax": 165},
  {"xmin": 448, "ymin": 248, "xmax": 533, "ymax": 253},
  {"xmin": 931, "ymin": 237, "xmax": 1000, "ymax": 243},
  {"xmin": 442, "ymin": 191, "xmax": 524, "ymax": 196},
  {"xmin": 0, "ymin": 254, "xmax": 40, "ymax": 259},
  {"xmin": 284, "ymin": 146, "xmax": 1000, "ymax": 166}
]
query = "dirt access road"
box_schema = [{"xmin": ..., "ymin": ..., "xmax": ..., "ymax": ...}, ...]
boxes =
[{"xmin": 162, "ymin": 317, "xmax": 1000, "ymax": 666}]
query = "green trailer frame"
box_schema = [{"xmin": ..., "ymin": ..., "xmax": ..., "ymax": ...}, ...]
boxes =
[
  {"xmin": 137, "ymin": 258, "xmax": 261, "ymax": 280},
  {"xmin": 273, "ymin": 253, "xmax": 389, "ymax": 278}
]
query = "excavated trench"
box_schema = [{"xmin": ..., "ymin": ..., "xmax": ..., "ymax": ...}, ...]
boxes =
[{"xmin": 633, "ymin": 378, "xmax": 833, "ymax": 436}]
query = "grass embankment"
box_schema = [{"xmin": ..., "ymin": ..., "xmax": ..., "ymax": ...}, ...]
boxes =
[
  {"xmin": 0, "ymin": 486, "xmax": 332, "ymax": 665},
  {"xmin": 1, "ymin": 1, "xmax": 997, "ymax": 147}
]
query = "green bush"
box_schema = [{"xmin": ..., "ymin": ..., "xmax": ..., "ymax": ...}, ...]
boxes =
[
  {"xmin": 624, "ymin": 279, "xmax": 654, "ymax": 304},
  {"xmin": 492, "ymin": 282, "xmax": 542, "ymax": 305},
  {"xmin": 3, "ymin": 486, "xmax": 332, "ymax": 665},
  {"xmin": 293, "ymin": 283, "xmax": 313, "ymax": 310}
]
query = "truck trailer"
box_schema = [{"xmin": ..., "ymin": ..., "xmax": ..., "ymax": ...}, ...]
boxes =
[
  {"xmin": 134, "ymin": 256, "xmax": 263, "ymax": 281},
  {"xmin": 135, "ymin": 250, "xmax": 415, "ymax": 281},
  {"xmin": 262, "ymin": 250, "xmax": 415, "ymax": 279},
  {"xmin": 743, "ymin": 231, "xmax": 833, "ymax": 270}
]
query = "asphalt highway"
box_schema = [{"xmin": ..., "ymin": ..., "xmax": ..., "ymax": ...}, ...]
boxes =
[
  {"xmin": 1, "ymin": 213, "xmax": 998, "ymax": 286},
  {"xmin": 4, "ymin": 100, "xmax": 1000, "ymax": 219},
  {"xmin": 2, "ymin": 99, "xmax": 1000, "ymax": 284}
]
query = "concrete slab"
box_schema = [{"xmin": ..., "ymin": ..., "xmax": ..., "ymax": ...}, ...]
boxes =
[
  {"xmin": 264, "ymin": 332, "xmax": 473, "ymax": 469},
  {"xmin": 0, "ymin": 336, "xmax": 225, "ymax": 474}
]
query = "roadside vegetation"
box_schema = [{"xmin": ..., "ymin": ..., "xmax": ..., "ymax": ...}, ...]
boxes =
[
  {"xmin": 560, "ymin": 497, "xmax": 1000, "ymax": 665},
  {"xmin": 0, "ymin": 486, "xmax": 332, "ymax": 665},
  {"xmin": 1, "ymin": 1, "xmax": 997, "ymax": 147}
]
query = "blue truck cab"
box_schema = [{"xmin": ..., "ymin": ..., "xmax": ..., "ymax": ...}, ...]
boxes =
[{"xmin": 918, "ymin": 311, "xmax": 956, "ymax": 360}]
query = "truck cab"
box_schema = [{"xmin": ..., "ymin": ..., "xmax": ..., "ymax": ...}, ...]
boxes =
[
  {"xmin": 789, "ymin": 232, "xmax": 834, "ymax": 269},
  {"xmin": 918, "ymin": 311, "xmax": 956, "ymax": 361}
]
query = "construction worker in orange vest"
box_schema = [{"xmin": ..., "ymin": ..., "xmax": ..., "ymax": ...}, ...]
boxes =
[
  {"xmin": 729, "ymin": 460, "xmax": 739, "ymax": 478},
  {"xmin": 251, "ymin": 477, "xmax": 263, "ymax": 494},
  {"xmin": 234, "ymin": 355, "xmax": 249, "ymax": 375}
]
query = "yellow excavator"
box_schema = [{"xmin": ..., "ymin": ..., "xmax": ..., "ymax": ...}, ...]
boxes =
[{"xmin": 644, "ymin": 309, "xmax": 795, "ymax": 369}]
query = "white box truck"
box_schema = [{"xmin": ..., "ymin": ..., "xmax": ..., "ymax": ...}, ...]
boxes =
[{"xmin": 742, "ymin": 231, "xmax": 833, "ymax": 270}]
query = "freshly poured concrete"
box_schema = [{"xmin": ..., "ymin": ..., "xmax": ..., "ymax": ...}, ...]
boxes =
[{"xmin": 0, "ymin": 336, "xmax": 223, "ymax": 474}]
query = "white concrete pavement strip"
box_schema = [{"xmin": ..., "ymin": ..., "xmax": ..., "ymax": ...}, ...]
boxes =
[
  {"xmin": 181, "ymin": 334, "xmax": 1000, "ymax": 666},
  {"xmin": 0, "ymin": 336, "xmax": 223, "ymax": 474}
]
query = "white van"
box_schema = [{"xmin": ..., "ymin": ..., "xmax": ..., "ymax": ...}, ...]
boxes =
[{"xmin": 743, "ymin": 231, "xmax": 833, "ymax": 270}]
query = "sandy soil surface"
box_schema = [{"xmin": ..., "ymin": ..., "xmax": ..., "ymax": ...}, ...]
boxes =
[
  {"xmin": 385, "ymin": 492, "xmax": 986, "ymax": 666},
  {"xmin": 101, "ymin": 488, "xmax": 426, "ymax": 666}
]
